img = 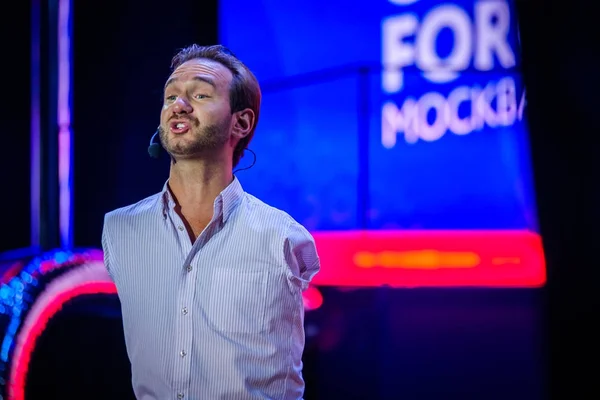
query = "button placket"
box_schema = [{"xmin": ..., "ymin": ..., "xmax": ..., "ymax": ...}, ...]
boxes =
[
  {"xmin": 166, "ymin": 207, "xmax": 196, "ymax": 394},
  {"xmin": 174, "ymin": 248, "xmax": 197, "ymax": 392}
]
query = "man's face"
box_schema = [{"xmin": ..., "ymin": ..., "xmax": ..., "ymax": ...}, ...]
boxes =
[{"xmin": 159, "ymin": 58, "xmax": 234, "ymax": 160}]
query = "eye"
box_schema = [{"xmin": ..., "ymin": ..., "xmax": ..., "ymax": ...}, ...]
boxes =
[
  {"xmin": 194, "ymin": 94, "xmax": 208, "ymax": 100},
  {"xmin": 165, "ymin": 95, "xmax": 176, "ymax": 102}
]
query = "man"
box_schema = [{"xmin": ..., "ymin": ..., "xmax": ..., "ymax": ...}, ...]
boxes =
[{"xmin": 101, "ymin": 44, "xmax": 320, "ymax": 400}]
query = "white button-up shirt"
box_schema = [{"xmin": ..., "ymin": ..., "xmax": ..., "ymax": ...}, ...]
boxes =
[{"xmin": 101, "ymin": 177, "xmax": 320, "ymax": 399}]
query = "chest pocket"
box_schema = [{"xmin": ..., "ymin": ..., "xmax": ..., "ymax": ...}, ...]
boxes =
[{"xmin": 207, "ymin": 267, "xmax": 269, "ymax": 334}]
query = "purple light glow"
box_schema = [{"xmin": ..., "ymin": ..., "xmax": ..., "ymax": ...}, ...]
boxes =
[
  {"xmin": 30, "ymin": 0, "xmax": 41, "ymax": 247},
  {"xmin": 58, "ymin": 0, "xmax": 73, "ymax": 249}
]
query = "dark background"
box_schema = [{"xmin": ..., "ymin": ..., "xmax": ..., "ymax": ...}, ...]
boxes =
[
  {"xmin": 1, "ymin": 1, "xmax": 32, "ymax": 252},
  {"xmin": 516, "ymin": 1, "xmax": 600, "ymax": 397},
  {"xmin": 1, "ymin": 0, "xmax": 599, "ymax": 398}
]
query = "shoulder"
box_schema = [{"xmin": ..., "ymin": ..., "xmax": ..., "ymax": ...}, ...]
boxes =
[
  {"xmin": 241, "ymin": 193, "xmax": 316, "ymax": 247},
  {"xmin": 241, "ymin": 193, "xmax": 319, "ymax": 282},
  {"xmin": 103, "ymin": 192, "xmax": 163, "ymax": 230},
  {"xmin": 242, "ymin": 193, "xmax": 301, "ymax": 231}
]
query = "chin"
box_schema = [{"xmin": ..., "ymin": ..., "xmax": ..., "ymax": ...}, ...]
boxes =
[{"xmin": 168, "ymin": 144, "xmax": 204, "ymax": 157}]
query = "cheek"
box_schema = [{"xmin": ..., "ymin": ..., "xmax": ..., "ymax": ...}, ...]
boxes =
[{"xmin": 160, "ymin": 106, "xmax": 171, "ymax": 121}]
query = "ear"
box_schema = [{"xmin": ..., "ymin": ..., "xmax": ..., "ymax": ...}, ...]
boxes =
[{"xmin": 231, "ymin": 108, "xmax": 255, "ymax": 141}]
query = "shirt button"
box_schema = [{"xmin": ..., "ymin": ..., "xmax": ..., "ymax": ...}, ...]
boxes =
[
  {"xmin": 186, "ymin": 265, "xmax": 192, "ymax": 272},
  {"xmin": 178, "ymin": 225, "xmax": 184, "ymax": 231},
  {"xmin": 182, "ymin": 307, "xmax": 188, "ymax": 315},
  {"xmin": 177, "ymin": 393, "xmax": 184, "ymax": 399},
  {"xmin": 180, "ymin": 350, "xmax": 187, "ymax": 357}
]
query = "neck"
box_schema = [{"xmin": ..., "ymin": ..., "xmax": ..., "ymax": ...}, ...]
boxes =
[{"xmin": 167, "ymin": 158, "xmax": 233, "ymax": 208}]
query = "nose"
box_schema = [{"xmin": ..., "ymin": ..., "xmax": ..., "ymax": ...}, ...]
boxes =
[{"xmin": 172, "ymin": 96, "xmax": 193, "ymax": 114}]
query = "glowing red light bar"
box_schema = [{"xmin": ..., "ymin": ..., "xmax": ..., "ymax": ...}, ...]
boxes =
[{"xmin": 310, "ymin": 230, "xmax": 546, "ymax": 288}]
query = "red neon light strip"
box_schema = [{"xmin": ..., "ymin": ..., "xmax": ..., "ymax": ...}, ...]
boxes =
[{"xmin": 310, "ymin": 230, "xmax": 546, "ymax": 287}]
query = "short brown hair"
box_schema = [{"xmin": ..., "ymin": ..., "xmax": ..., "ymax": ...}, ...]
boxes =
[{"xmin": 170, "ymin": 44, "xmax": 261, "ymax": 167}]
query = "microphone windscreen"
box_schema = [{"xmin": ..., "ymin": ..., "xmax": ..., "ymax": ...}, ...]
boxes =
[{"xmin": 148, "ymin": 143, "xmax": 161, "ymax": 158}]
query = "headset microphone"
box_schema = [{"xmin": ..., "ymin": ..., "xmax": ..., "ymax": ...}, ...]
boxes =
[{"xmin": 148, "ymin": 127, "xmax": 162, "ymax": 158}]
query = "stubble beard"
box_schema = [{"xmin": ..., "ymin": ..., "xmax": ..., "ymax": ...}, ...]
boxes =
[{"xmin": 159, "ymin": 118, "xmax": 230, "ymax": 159}]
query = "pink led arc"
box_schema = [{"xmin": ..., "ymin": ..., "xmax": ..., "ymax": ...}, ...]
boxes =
[{"xmin": 7, "ymin": 262, "xmax": 116, "ymax": 400}]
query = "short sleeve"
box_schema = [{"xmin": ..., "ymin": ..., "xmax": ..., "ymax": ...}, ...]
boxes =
[{"xmin": 283, "ymin": 220, "xmax": 320, "ymax": 291}]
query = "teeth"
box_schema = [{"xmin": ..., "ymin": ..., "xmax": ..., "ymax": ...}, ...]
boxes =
[{"xmin": 176, "ymin": 123, "xmax": 185, "ymax": 129}]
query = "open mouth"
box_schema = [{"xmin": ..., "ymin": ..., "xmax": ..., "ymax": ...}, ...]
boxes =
[{"xmin": 169, "ymin": 120, "xmax": 191, "ymax": 134}]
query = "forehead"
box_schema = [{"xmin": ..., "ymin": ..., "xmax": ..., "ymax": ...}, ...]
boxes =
[{"xmin": 165, "ymin": 58, "xmax": 233, "ymax": 91}]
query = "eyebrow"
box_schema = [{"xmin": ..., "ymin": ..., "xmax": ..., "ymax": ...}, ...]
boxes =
[{"xmin": 164, "ymin": 76, "xmax": 216, "ymax": 91}]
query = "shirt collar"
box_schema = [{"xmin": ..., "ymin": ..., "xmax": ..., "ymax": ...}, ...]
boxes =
[{"xmin": 159, "ymin": 176, "xmax": 244, "ymax": 223}]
